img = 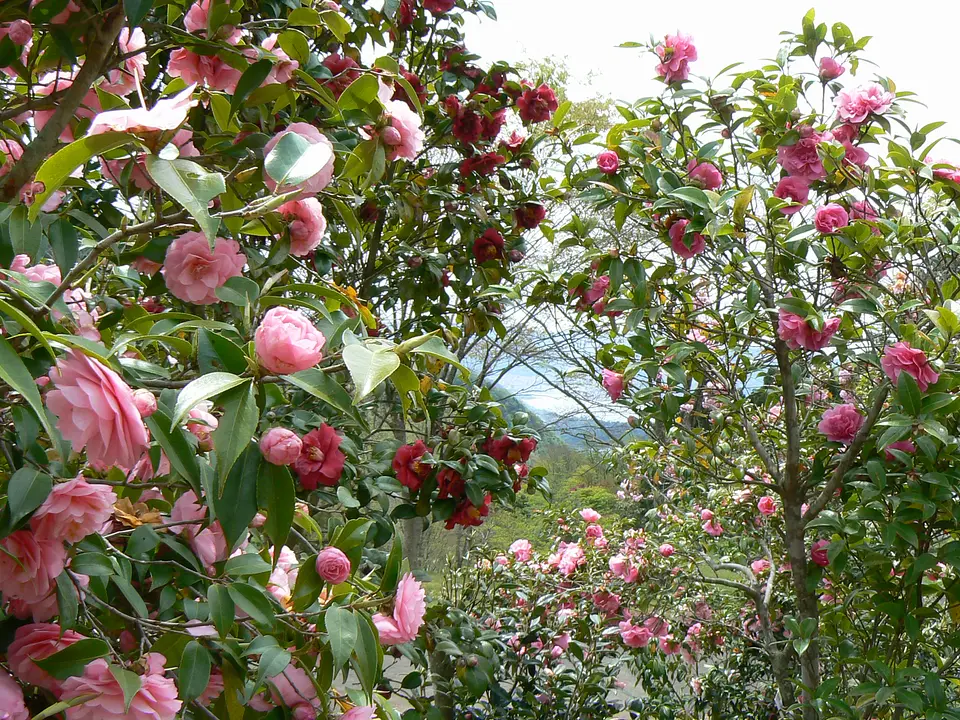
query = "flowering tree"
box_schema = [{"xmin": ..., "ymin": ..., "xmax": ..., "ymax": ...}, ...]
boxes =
[
  {"xmin": 0, "ymin": 0, "xmax": 562, "ymax": 717},
  {"xmin": 531, "ymin": 10, "xmax": 960, "ymax": 719}
]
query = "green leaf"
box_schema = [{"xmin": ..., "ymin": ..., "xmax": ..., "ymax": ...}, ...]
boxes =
[
  {"xmin": 325, "ymin": 605, "xmax": 359, "ymax": 669},
  {"xmin": 112, "ymin": 575, "xmax": 150, "ymax": 617},
  {"xmin": 48, "ymin": 217, "xmax": 79, "ymax": 276},
  {"xmin": 215, "ymin": 276, "xmax": 260, "ymax": 307},
  {"xmin": 409, "ymin": 336, "xmax": 469, "ymax": 374},
  {"xmin": 172, "ymin": 372, "xmax": 247, "ymax": 427},
  {"xmin": 207, "ymin": 584, "xmax": 234, "ymax": 639},
  {"xmin": 291, "ymin": 553, "xmax": 323, "ymax": 612},
  {"xmin": 29, "ymin": 132, "xmax": 135, "ymax": 221},
  {"xmin": 124, "ymin": 0, "xmax": 153, "ymax": 26},
  {"xmin": 109, "ymin": 666, "xmax": 142, "ymax": 712},
  {"xmin": 343, "ymin": 344, "xmax": 401, "ymax": 402},
  {"xmin": 320, "ymin": 9, "xmax": 351, "ymax": 42},
  {"xmin": 230, "ymin": 60, "xmax": 273, "ymax": 118},
  {"xmin": 213, "ymin": 442, "xmax": 261, "ymax": 551},
  {"xmin": 224, "ymin": 553, "xmax": 272, "ymax": 576},
  {"xmin": 258, "ymin": 463, "xmax": 295, "ymax": 561},
  {"xmin": 227, "ymin": 583, "xmax": 276, "ymax": 629},
  {"xmin": 249, "ymin": 645, "xmax": 290, "ymax": 702},
  {"xmin": 284, "ymin": 368, "xmax": 366, "ymax": 428},
  {"xmin": 198, "ymin": 329, "xmax": 248, "ymax": 375},
  {"xmin": 264, "ymin": 131, "xmax": 334, "ymax": 189},
  {"xmin": 145, "ymin": 409, "xmax": 202, "ymax": 496},
  {"xmin": 378, "ymin": 532, "xmax": 402, "ymax": 595},
  {"xmin": 2, "ymin": 467, "xmax": 51, "ymax": 532},
  {"xmin": 337, "ymin": 74, "xmax": 382, "ymax": 115},
  {"xmin": 212, "ymin": 382, "xmax": 260, "ymax": 492},
  {"xmin": 179, "ymin": 641, "xmax": 212, "ymax": 701},
  {"xmin": 352, "ymin": 611, "xmax": 383, "ymax": 701},
  {"xmin": 669, "ymin": 186, "xmax": 712, "ymax": 210},
  {"xmin": 0, "ymin": 336, "xmax": 60, "ymax": 456},
  {"xmin": 144, "ymin": 154, "xmax": 225, "ymax": 244},
  {"xmin": 897, "ymin": 371, "xmax": 922, "ymax": 416},
  {"xmin": 56, "ymin": 570, "xmax": 79, "ymax": 631},
  {"xmin": 34, "ymin": 638, "xmax": 110, "ymax": 680},
  {"xmin": 10, "ymin": 205, "xmax": 42, "ymax": 258},
  {"xmin": 69, "ymin": 552, "xmax": 116, "ymax": 577}
]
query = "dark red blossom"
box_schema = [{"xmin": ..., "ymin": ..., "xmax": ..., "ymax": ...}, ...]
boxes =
[
  {"xmin": 472, "ymin": 229, "xmax": 505, "ymax": 263},
  {"xmin": 514, "ymin": 203, "xmax": 546, "ymax": 229},
  {"xmin": 446, "ymin": 494, "xmax": 491, "ymax": 529},
  {"xmin": 294, "ymin": 424, "xmax": 346, "ymax": 489},
  {"xmin": 322, "ymin": 54, "xmax": 361, "ymax": 98},
  {"xmin": 460, "ymin": 152, "xmax": 504, "ymax": 176},
  {"xmin": 517, "ymin": 83, "xmax": 558, "ymax": 124},
  {"xmin": 392, "ymin": 440, "xmax": 432, "ymax": 492}
]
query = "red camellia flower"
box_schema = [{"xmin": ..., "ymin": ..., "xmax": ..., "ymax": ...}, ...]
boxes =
[
  {"xmin": 294, "ymin": 424, "xmax": 346, "ymax": 489},
  {"xmin": 437, "ymin": 465, "xmax": 465, "ymax": 499},
  {"xmin": 452, "ymin": 106, "xmax": 484, "ymax": 145},
  {"xmin": 447, "ymin": 494, "xmax": 492, "ymax": 529},
  {"xmin": 424, "ymin": 0, "xmax": 456, "ymax": 12},
  {"xmin": 460, "ymin": 152, "xmax": 505, "ymax": 177},
  {"xmin": 810, "ymin": 539, "xmax": 831, "ymax": 567},
  {"xmin": 517, "ymin": 83, "xmax": 558, "ymax": 124},
  {"xmin": 392, "ymin": 440, "xmax": 432, "ymax": 491},
  {"xmin": 514, "ymin": 203, "xmax": 546, "ymax": 229},
  {"xmin": 321, "ymin": 53, "xmax": 361, "ymax": 97},
  {"xmin": 472, "ymin": 228, "xmax": 505, "ymax": 263},
  {"xmin": 484, "ymin": 435, "xmax": 537, "ymax": 464}
]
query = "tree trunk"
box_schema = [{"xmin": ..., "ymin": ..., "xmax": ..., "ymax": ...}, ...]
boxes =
[{"xmin": 783, "ymin": 491, "xmax": 820, "ymax": 720}]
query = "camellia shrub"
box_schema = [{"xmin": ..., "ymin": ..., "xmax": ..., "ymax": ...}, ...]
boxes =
[
  {"xmin": 529, "ymin": 9, "xmax": 960, "ymax": 720},
  {"xmin": 0, "ymin": 0, "xmax": 561, "ymax": 717}
]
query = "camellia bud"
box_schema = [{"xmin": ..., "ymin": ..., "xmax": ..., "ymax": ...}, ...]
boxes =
[
  {"xmin": 406, "ymin": 256, "xmax": 423, "ymax": 268},
  {"xmin": 132, "ymin": 389, "xmax": 157, "ymax": 418},
  {"xmin": 508, "ymin": 249, "xmax": 525, "ymax": 263},
  {"xmin": 381, "ymin": 125, "xmax": 402, "ymax": 146},
  {"xmin": 8, "ymin": 20, "xmax": 32, "ymax": 46}
]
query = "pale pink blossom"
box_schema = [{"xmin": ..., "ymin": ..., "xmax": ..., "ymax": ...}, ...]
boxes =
[
  {"xmin": 818, "ymin": 57, "xmax": 845, "ymax": 81},
  {"xmin": 619, "ymin": 619, "xmax": 653, "ymax": 648},
  {"xmin": 61, "ymin": 654, "xmax": 181, "ymax": 720},
  {"xmin": 340, "ymin": 707, "xmax": 377, "ymax": 720},
  {"xmin": 257, "ymin": 34, "xmax": 299, "ymax": 85},
  {"xmin": 658, "ymin": 543, "xmax": 675, "ymax": 557},
  {"xmin": 814, "ymin": 203, "xmax": 849, "ymax": 234},
  {"xmin": 45, "ymin": 350, "xmax": 149, "ymax": 470},
  {"xmin": 30, "ymin": 476, "xmax": 117, "ymax": 544},
  {"xmin": 655, "ymin": 33, "xmax": 697, "ymax": 84},
  {"xmin": 926, "ymin": 157, "xmax": 960, "ymax": 183},
  {"xmin": 601, "ymin": 369, "xmax": 624, "ymax": 401},
  {"xmin": 580, "ymin": 508, "xmax": 601, "ymax": 523},
  {"xmin": 885, "ymin": 440, "xmax": 916, "ymax": 461},
  {"xmin": 751, "ymin": 559, "xmax": 771, "ymax": 575},
  {"xmin": 373, "ymin": 573, "xmax": 426, "ymax": 645},
  {"xmin": 170, "ymin": 490, "xmax": 206, "ymax": 539},
  {"xmin": 383, "ymin": 100, "xmax": 424, "ymax": 161},
  {"xmin": 167, "ymin": 50, "xmax": 242, "ymax": 92},
  {"xmin": 686, "ymin": 158, "xmax": 723, "ymax": 190},
  {"xmin": 265, "ymin": 664, "xmax": 321, "ymax": 716},
  {"xmin": 186, "ymin": 407, "xmax": 218, "ymax": 451},
  {"xmin": 277, "ymin": 198, "xmax": 327, "ymax": 257},
  {"xmin": 99, "ymin": 27, "xmax": 148, "ymax": 95},
  {"xmin": 777, "ymin": 130, "xmax": 826, "ymax": 180},
  {"xmin": 261, "ymin": 427, "xmax": 303, "ymax": 465},
  {"xmin": 836, "ymin": 82, "xmax": 894, "ymax": 125},
  {"xmin": 881, "ymin": 342, "xmax": 939, "ymax": 392},
  {"xmin": 0, "ymin": 673, "xmax": 28, "ymax": 720},
  {"xmin": 89, "ymin": 85, "xmax": 197, "ymax": 137},
  {"xmin": 702, "ymin": 519, "xmax": 723, "ymax": 536},
  {"xmin": 818, "ymin": 404, "xmax": 863, "ymax": 443},
  {"xmin": 255, "ymin": 306, "xmax": 326, "ymax": 375},
  {"xmin": 757, "ymin": 496, "xmax": 777, "ymax": 516},
  {"xmin": 162, "ymin": 231, "xmax": 246, "ymax": 305},
  {"xmin": 773, "ymin": 176, "xmax": 810, "ymax": 215},
  {"xmin": 184, "ymin": 0, "xmax": 243, "ymax": 43},
  {"xmin": 34, "ymin": 70, "xmax": 101, "ymax": 142},
  {"xmin": 132, "ymin": 389, "xmax": 158, "ymax": 418},
  {"xmin": 0, "ymin": 530, "xmax": 66, "ymax": 604},
  {"xmin": 8, "ymin": 623, "xmax": 86, "ymax": 693},
  {"xmin": 509, "ymin": 539, "xmax": 533, "ymax": 562},
  {"xmin": 0, "ymin": 139, "xmax": 23, "ymax": 178}
]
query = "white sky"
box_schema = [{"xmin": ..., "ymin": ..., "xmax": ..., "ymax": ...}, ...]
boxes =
[{"xmin": 464, "ymin": 0, "xmax": 959, "ymax": 138}]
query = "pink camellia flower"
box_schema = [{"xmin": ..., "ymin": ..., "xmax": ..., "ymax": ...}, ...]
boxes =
[
  {"xmin": 818, "ymin": 404, "xmax": 863, "ymax": 443},
  {"xmin": 132, "ymin": 389, "xmax": 157, "ymax": 418},
  {"xmin": 22, "ymin": 261, "xmax": 62, "ymax": 285},
  {"xmin": 580, "ymin": 508, "xmax": 601, "ymax": 523},
  {"xmin": 263, "ymin": 122, "xmax": 335, "ymax": 196},
  {"xmin": 814, "ymin": 203, "xmax": 849, "ymax": 234},
  {"xmin": 885, "ymin": 439, "xmax": 917, "ymax": 461},
  {"xmin": 254, "ymin": 307, "xmax": 326, "ymax": 375},
  {"xmin": 593, "ymin": 591, "xmax": 621, "ymax": 615},
  {"xmin": 260, "ymin": 427, "xmax": 303, "ymax": 466},
  {"xmin": 881, "ymin": 342, "xmax": 939, "ymax": 392},
  {"xmin": 0, "ymin": 672, "xmax": 29, "ymax": 720},
  {"xmin": 197, "ymin": 670, "xmax": 224, "ymax": 707},
  {"xmin": 0, "ymin": 530, "xmax": 66, "ymax": 604},
  {"xmin": 131, "ymin": 256, "xmax": 163, "ymax": 276},
  {"xmin": 699, "ymin": 508, "xmax": 713, "ymax": 521},
  {"xmin": 29, "ymin": 0, "xmax": 79, "ymax": 24},
  {"xmin": 267, "ymin": 666, "xmax": 323, "ymax": 718},
  {"xmin": 509, "ymin": 539, "xmax": 533, "ymax": 562},
  {"xmin": 517, "ymin": 83, "xmax": 559, "ymax": 124},
  {"xmin": 34, "ymin": 70, "xmax": 102, "ymax": 142},
  {"xmin": 88, "ymin": 85, "xmax": 197, "ymax": 137},
  {"xmin": 644, "ymin": 616, "xmax": 670, "ymax": 638},
  {"xmin": 655, "ymin": 33, "xmax": 697, "ymax": 84},
  {"xmin": 45, "ymin": 350, "xmax": 149, "ymax": 470},
  {"xmin": 777, "ymin": 309, "xmax": 840, "ymax": 351},
  {"xmin": 383, "ymin": 100, "xmax": 425, "ymax": 161},
  {"xmin": 557, "ymin": 543, "xmax": 585, "ymax": 576},
  {"xmin": 597, "ymin": 150, "xmax": 620, "ymax": 175},
  {"xmin": 316, "ymin": 546, "xmax": 352, "ymax": 584},
  {"xmin": 579, "ymin": 275, "xmax": 610, "ymax": 307},
  {"xmin": 619, "ymin": 619, "xmax": 653, "ymax": 648},
  {"xmin": 30, "ymin": 477, "xmax": 117, "ymax": 544},
  {"xmin": 773, "ymin": 176, "xmax": 810, "ymax": 215},
  {"xmin": 810, "ymin": 539, "xmax": 830, "ymax": 567},
  {"xmin": 757, "ymin": 496, "xmax": 777, "ymax": 516},
  {"xmin": 819, "ymin": 57, "xmax": 845, "ymax": 81},
  {"xmin": 702, "ymin": 519, "xmax": 723, "ymax": 536},
  {"xmin": 61, "ymin": 654, "xmax": 182, "ymax": 720},
  {"xmin": 254, "ymin": 34, "xmax": 299, "ymax": 85},
  {"xmin": 777, "ymin": 130, "xmax": 826, "ymax": 181},
  {"xmin": 8, "ymin": 623, "xmax": 86, "ymax": 693},
  {"xmin": 99, "ymin": 27, "xmax": 147, "ymax": 95},
  {"xmin": 162, "ymin": 231, "xmax": 246, "ymax": 305},
  {"xmin": 167, "ymin": 49, "xmax": 242, "ymax": 93},
  {"xmin": 687, "ymin": 159, "xmax": 723, "ymax": 190},
  {"xmin": 0, "ymin": 138, "xmax": 23, "ymax": 178},
  {"xmin": 658, "ymin": 543, "xmax": 675, "ymax": 557},
  {"xmin": 277, "ymin": 198, "xmax": 327, "ymax": 257},
  {"xmin": 184, "ymin": 0, "xmax": 242, "ymax": 42},
  {"xmin": 751, "ymin": 558, "xmax": 771, "ymax": 575},
  {"xmin": 836, "ymin": 82, "xmax": 894, "ymax": 125},
  {"xmin": 295, "ymin": 424, "xmax": 346, "ymax": 489},
  {"xmin": 668, "ymin": 219, "xmax": 706, "ymax": 258},
  {"xmin": 191, "ymin": 522, "xmax": 228, "ymax": 573},
  {"xmin": 373, "ymin": 573, "xmax": 426, "ymax": 645},
  {"xmin": 608, "ymin": 554, "xmax": 638, "ymax": 583},
  {"xmin": 186, "ymin": 407, "xmax": 218, "ymax": 451},
  {"xmin": 601, "ymin": 369, "xmax": 625, "ymax": 402}
]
